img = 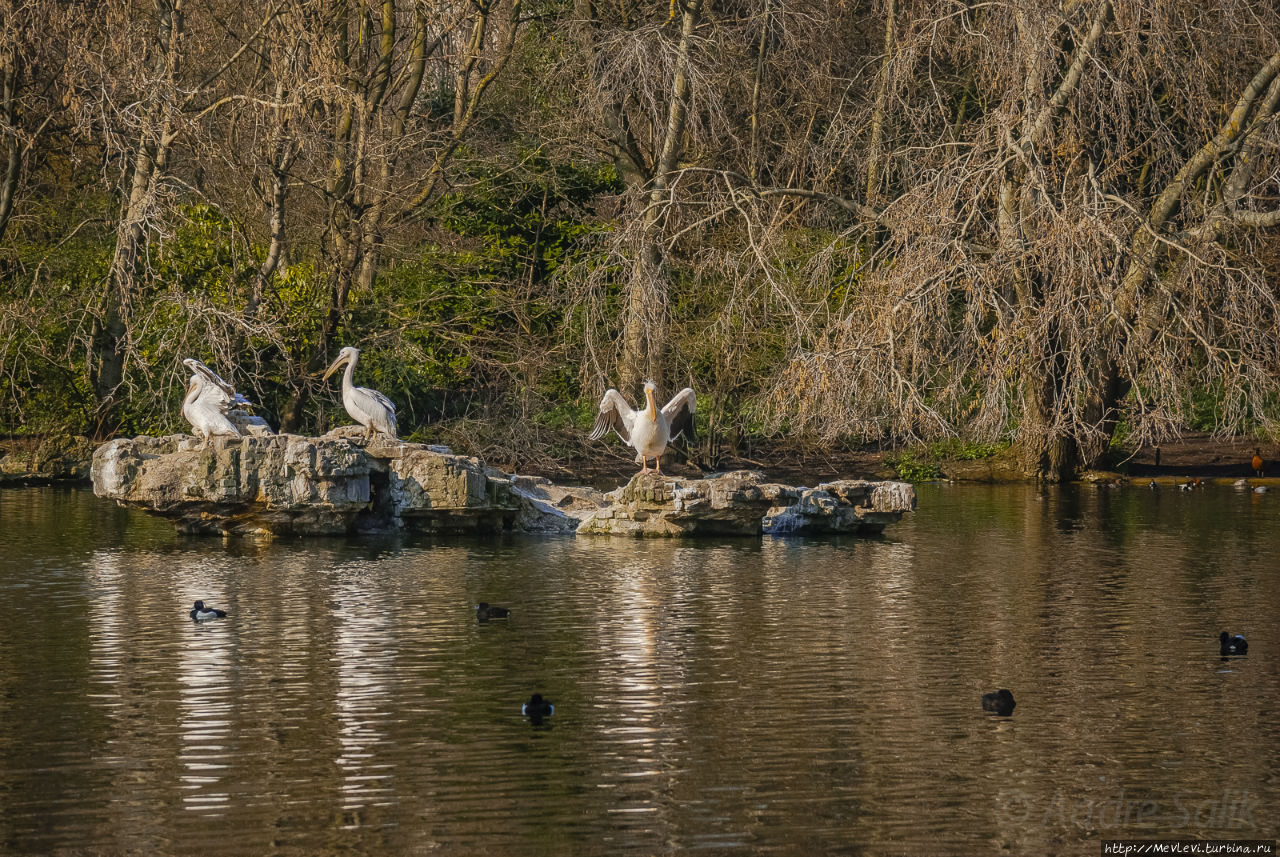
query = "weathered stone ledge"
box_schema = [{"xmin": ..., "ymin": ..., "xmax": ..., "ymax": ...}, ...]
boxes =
[
  {"xmin": 91, "ymin": 433, "xmax": 915, "ymax": 537},
  {"xmin": 577, "ymin": 470, "xmax": 915, "ymax": 537}
]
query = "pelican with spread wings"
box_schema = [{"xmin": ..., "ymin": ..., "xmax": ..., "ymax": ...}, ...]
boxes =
[
  {"xmin": 321, "ymin": 346, "xmax": 398, "ymax": 440},
  {"xmin": 181, "ymin": 358, "xmax": 244, "ymax": 442},
  {"xmin": 589, "ymin": 381, "xmax": 696, "ymax": 474}
]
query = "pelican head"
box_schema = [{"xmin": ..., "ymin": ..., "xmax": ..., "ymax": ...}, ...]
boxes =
[
  {"xmin": 322, "ymin": 346, "xmax": 359, "ymax": 380},
  {"xmin": 643, "ymin": 380, "xmax": 658, "ymax": 420},
  {"xmin": 182, "ymin": 357, "xmax": 200, "ymax": 372}
]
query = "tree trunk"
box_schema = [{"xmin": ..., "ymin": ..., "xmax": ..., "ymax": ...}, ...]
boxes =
[
  {"xmin": 0, "ymin": 51, "xmax": 20, "ymax": 245},
  {"xmin": 864, "ymin": 0, "xmax": 895, "ymax": 206},
  {"xmin": 1002, "ymin": 0, "xmax": 1112, "ymax": 480},
  {"xmin": 92, "ymin": 0, "xmax": 183, "ymax": 437},
  {"xmin": 619, "ymin": 0, "xmax": 702, "ymax": 393}
]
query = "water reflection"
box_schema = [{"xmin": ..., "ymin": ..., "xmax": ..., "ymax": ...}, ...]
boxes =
[
  {"xmin": 332, "ymin": 563, "xmax": 399, "ymax": 814},
  {"xmin": 177, "ymin": 562, "xmax": 232, "ymax": 815},
  {"xmin": 0, "ymin": 486, "xmax": 1277, "ymax": 855}
]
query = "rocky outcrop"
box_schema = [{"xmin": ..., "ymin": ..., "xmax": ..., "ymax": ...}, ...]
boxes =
[
  {"xmin": 92, "ymin": 433, "xmax": 531, "ymax": 536},
  {"xmin": 576, "ymin": 471, "xmax": 915, "ymax": 537},
  {"xmin": 760, "ymin": 480, "xmax": 917, "ymax": 535},
  {"xmin": 229, "ymin": 411, "xmax": 275, "ymax": 437},
  {"xmin": 0, "ymin": 434, "xmax": 95, "ymax": 484},
  {"xmin": 91, "ymin": 435, "xmax": 915, "ymax": 538}
]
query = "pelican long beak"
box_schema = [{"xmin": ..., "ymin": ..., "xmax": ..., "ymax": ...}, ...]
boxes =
[
  {"xmin": 321, "ymin": 354, "xmax": 347, "ymax": 381},
  {"xmin": 646, "ymin": 386, "xmax": 658, "ymax": 421}
]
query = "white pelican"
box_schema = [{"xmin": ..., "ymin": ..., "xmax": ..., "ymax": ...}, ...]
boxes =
[
  {"xmin": 181, "ymin": 361, "xmax": 242, "ymax": 442},
  {"xmin": 183, "ymin": 358, "xmax": 275, "ymax": 438},
  {"xmin": 182, "ymin": 358, "xmax": 253, "ymax": 413},
  {"xmin": 589, "ymin": 380, "xmax": 696, "ymax": 474},
  {"xmin": 321, "ymin": 346, "xmax": 398, "ymax": 440}
]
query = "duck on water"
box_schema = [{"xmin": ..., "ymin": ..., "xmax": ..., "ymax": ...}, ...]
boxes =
[
  {"xmin": 1220, "ymin": 632, "xmax": 1248, "ymax": 656},
  {"xmin": 190, "ymin": 600, "xmax": 227, "ymax": 621}
]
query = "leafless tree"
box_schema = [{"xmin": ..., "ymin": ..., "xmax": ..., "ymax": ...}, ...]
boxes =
[
  {"xmin": 260, "ymin": 0, "xmax": 528, "ymax": 430},
  {"xmin": 760, "ymin": 0, "xmax": 1280, "ymax": 479}
]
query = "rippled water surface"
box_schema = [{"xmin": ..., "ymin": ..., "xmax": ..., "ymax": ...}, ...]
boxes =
[{"xmin": 0, "ymin": 484, "xmax": 1277, "ymax": 855}]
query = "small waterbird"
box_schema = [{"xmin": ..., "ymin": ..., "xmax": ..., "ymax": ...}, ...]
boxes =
[
  {"xmin": 189, "ymin": 600, "xmax": 227, "ymax": 621},
  {"xmin": 1219, "ymin": 632, "xmax": 1248, "ymax": 656},
  {"xmin": 475, "ymin": 602, "xmax": 510, "ymax": 622},
  {"xmin": 981, "ymin": 689, "xmax": 1016, "ymax": 716},
  {"xmin": 522, "ymin": 693, "xmax": 554, "ymax": 723}
]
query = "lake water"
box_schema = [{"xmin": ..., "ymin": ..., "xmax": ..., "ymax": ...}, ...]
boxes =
[{"xmin": 0, "ymin": 484, "xmax": 1276, "ymax": 856}]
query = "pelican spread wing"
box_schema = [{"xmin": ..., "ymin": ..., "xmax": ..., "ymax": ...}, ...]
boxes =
[
  {"xmin": 661, "ymin": 387, "xmax": 697, "ymax": 444},
  {"xmin": 588, "ymin": 382, "xmax": 697, "ymax": 475},
  {"xmin": 589, "ymin": 389, "xmax": 636, "ymax": 444},
  {"xmin": 184, "ymin": 358, "xmax": 253, "ymax": 413},
  {"xmin": 181, "ymin": 369, "xmax": 241, "ymax": 441}
]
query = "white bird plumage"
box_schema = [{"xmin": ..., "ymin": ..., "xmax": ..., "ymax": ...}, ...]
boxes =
[
  {"xmin": 589, "ymin": 381, "xmax": 696, "ymax": 474},
  {"xmin": 181, "ymin": 358, "xmax": 245, "ymax": 442},
  {"xmin": 322, "ymin": 346, "xmax": 398, "ymax": 440}
]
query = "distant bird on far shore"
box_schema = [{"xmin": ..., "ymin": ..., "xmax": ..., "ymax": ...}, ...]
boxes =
[
  {"xmin": 1219, "ymin": 632, "xmax": 1248, "ymax": 656},
  {"xmin": 190, "ymin": 600, "xmax": 227, "ymax": 621},
  {"xmin": 475, "ymin": 602, "xmax": 510, "ymax": 622},
  {"xmin": 982, "ymin": 689, "xmax": 1016, "ymax": 716},
  {"xmin": 1252, "ymin": 450, "xmax": 1264, "ymax": 477}
]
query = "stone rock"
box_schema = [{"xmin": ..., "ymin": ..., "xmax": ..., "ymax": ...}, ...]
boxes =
[
  {"xmin": 91, "ymin": 435, "xmax": 914, "ymax": 538},
  {"xmin": 229, "ymin": 411, "xmax": 275, "ymax": 437},
  {"xmin": 322, "ymin": 424, "xmax": 372, "ymax": 441},
  {"xmin": 576, "ymin": 471, "xmax": 914, "ymax": 537},
  {"xmin": 499, "ymin": 474, "xmax": 610, "ymax": 535},
  {"xmin": 761, "ymin": 480, "xmax": 917, "ymax": 535},
  {"xmin": 93, "ymin": 434, "xmax": 375, "ymax": 535}
]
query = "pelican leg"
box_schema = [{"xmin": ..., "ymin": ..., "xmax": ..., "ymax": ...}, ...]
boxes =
[
  {"xmin": 654, "ymin": 457, "xmax": 663, "ymax": 475},
  {"xmin": 639, "ymin": 458, "xmax": 650, "ymax": 473}
]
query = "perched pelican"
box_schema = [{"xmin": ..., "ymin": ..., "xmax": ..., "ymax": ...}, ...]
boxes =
[
  {"xmin": 321, "ymin": 346, "xmax": 398, "ymax": 440},
  {"xmin": 181, "ymin": 360, "xmax": 242, "ymax": 442},
  {"xmin": 589, "ymin": 381, "xmax": 696, "ymax": 474},
  {"xmin": 184, "ymin": 358, "xmax": 252, "ymax": 409},
  {"xmin": 184, "ymin": 358, "xmax": 275, "ymax": 437}
]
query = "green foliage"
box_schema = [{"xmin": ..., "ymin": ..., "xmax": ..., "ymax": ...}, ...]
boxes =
[
  {"xmin": 924, "ymin": 438, "xmax": 1006, "ymax": 461},
  {"xmin": 0, "ymin": 207, "xmax": 114, "ymax": 435},
  {"xmin": 315, "ymin": 150, "xmax": 622, "ymax": 444},
  {"xmin": 1185, "ymin": 384, "xmax": 1225, "ymax": 433},
  {"xmin": 432, "ymin": 150, "xmax": 620, "ymax": 282},
  {"xmin": 886, "ymin": 438, "xmax": 1006, "ymax": 481},
  {"xmin": 886, "ymin": 452, "xmax": 942, "ymax": 482}
]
